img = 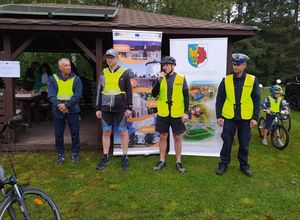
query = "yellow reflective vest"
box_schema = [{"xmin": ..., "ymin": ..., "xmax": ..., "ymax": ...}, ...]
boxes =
[
  {"xmin": 222, "ymin": 74, "xmax": 255, "ymax": 120},
  {"xmin": 269, "ymin": 96, "xmax": 282, "ymax": 113},
  {"xmin": 53, "ymin": 74, "xmax": 75, "ymax": 100},
  {"xmin": 157, "ymin": 73, "xmax": 184, "ymax": 118},
  {"xmin": 102, "ymin": 67, "xmax": 126, "ymax": 95}
]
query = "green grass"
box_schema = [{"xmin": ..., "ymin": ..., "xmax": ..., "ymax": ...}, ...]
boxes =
[{"xmin": 1, "ymin": 90, "xmax": 300, "ymax": 219}]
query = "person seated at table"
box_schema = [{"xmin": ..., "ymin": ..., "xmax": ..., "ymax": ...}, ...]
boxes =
[
  {"xmin": 23, "ymin": 61, "xmax": 40, "ymax": 91},
  {"xmin": 34, "ymin": 63, "xmax": 52, "ymax": 93}
]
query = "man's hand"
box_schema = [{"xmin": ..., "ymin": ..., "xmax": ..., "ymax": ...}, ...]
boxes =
[
  {"xmin": 266, "ymin": 109, "xmax": 271, "ymax": 114},
  {"xmin": 217, "ymin": 118, "xmax": 224, "ymax": 127},
  {"xmin": 96, "ymin": 110, "xmax": 102, "ymax": 119},
  {"xmin": 125, "ymin": 109, "xmax": 132, "ymax": 118},
  {"xmin": 158, "ymin": 71, "xmax": 166, "ymax": 81},
  {"xmin": 57, "ymin": 103, "xmax": 68, "ymax": 114},
  {"xmin": 181, "ymin": 113, "xmax": 189, "ymax": 122},
  {"xmin": 250, "ymin": 119, "xmax": 257, "ymax": 128}
]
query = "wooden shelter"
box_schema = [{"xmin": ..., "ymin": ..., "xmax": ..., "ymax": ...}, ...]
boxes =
[{"xmin": 0, "ymin": 3, "xmax": 258, "ymax": 146}]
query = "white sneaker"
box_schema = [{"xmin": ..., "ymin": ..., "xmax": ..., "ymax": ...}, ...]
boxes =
[
  {"xmin": 262, "ymin": 139, "xmax": 268, "ymax": 146},
  {"xmin": 277, "ymin": 138, "xmax": 284, "ymax": 147}
]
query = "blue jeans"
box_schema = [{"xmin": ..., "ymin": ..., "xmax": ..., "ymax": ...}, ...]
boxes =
[{"xmin": 53, "ymin": 113, "xmax": 80, "ymax": 155}]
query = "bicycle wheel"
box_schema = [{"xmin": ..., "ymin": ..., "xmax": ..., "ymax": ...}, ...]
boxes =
[
  {"xmin": 270, "ymin": 125, "xmax": 289, "ymax": 150},
  {"xmin": 258, "ymin": 117, "xmax": 266, "ymax": 137},
  {"xmin": 0, "ymin": 187, "xmax": 61, "ymax": 220},
  {"xmin": 280, "ymin": 114, "xmax": 291, "ymax": 132}
]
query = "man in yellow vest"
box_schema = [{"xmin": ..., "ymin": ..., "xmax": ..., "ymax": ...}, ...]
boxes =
[
  {"xmin": 95, "ymin": 49, "xmax": 133, "ymax": 170},
  {"xmin": 215, "ymin": 53, "xmax": 260, "ymax": 177},
  {"xmin": 152, "ymin": 56, "xmax": 189, "ymax": 173},
  {"xmin": 48, "ymin": 58, "xmax": 82, "ymax": 165}
]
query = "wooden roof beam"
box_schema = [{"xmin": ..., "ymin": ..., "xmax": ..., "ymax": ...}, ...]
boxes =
[
  {"xmin": 71, "ymin": 36, "xmax": 96, "ymax": 62},
  {"xmin": 12, "ymin": 35, "xmax": 36, "ymax": 60}
]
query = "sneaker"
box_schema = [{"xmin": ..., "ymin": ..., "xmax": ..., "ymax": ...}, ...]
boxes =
[
  {"xmin": 121, "ymin": 156, "xmax": 129, "ymax": 170},
  {"xmin": 176, "ymin": 162, "xmax": 186, "ymax": 173},
  {"xmin": 262, "ymin": 139, "xmax": 268, "ymax": 146},
  {"xmin": 71, "ymin": 153, "xmax": 79, "ymax": 163},
  {"xmin": 56, "ymin": 154, "xmax": 65, "ymax": 165},
  {"xmin": 153, "ymin": 161, "xmax": 166, "ymax": 171},
  {"xmin": 96, "ymin": 157, "xmax": 110, "ymax": 170},
  {"xmin": 277, "ymin": 138, "xmax": 284, "ymax": 147}
]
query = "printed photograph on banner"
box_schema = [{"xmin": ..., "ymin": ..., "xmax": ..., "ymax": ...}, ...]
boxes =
[
  {"xmin": 112, "ymin": 30, "xmax": 162, "ymax": 155},
  {"xmin": 169, "ymin": 38, "xmax": 228, "ymax": 157},
  {"xmin": 185, "ymin": 81, "xmax": 218, "ymax": 142}
]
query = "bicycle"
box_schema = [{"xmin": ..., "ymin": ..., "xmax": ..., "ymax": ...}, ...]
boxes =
[
  {"xmin": 258, "ymin": 111, "xmax": 289, "ymax": 150},
  {"xmin": 0, "ymin": 115, "xmax": 61, "ymax": 220}
]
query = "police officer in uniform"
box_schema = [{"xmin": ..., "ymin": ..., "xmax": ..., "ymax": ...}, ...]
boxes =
[
  {"xmin": 152, "ymin": 56, "xmax": 189, "ymax": 173},
  {"xmin": 48, "ymin": 58, "xmax": 82, "ymax": 165},
  {"xmin": 215, "ymin": 53, "xmax": 260, "ymax": 177},
  {"xmin": 95, "ymin": 48, "xmax": 133, "ymax": 170}
]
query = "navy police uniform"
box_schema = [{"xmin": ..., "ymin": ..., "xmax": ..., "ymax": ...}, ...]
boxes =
[{"xmin": 215, "ymin": 53, "xmax": 260, "ymax": 175}]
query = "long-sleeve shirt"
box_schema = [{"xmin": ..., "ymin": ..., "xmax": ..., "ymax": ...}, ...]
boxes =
[
  {"xmin": 96, "ymin": 66, "xmax": 133, "ymax": 112},
  {"xmin": 261, "ymin": 95, "xmax": 288, "ymax": 111},
  {"xmin": 152, "ymin": 72, "xmax": 189, "ymax": 114},
  {"xmin": 48, "ymin": 71, "xmax": 82, "ymax": 115},
  {"xmin": 215, "ymin": 72, "xmax": 260, "ymax": 121}
]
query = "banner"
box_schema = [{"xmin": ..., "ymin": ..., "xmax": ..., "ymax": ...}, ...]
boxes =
[
  {"xmin": 112, "ymin": 29, "xmax": 162, "ymax": 156},
  {"xmin": 169, "ymin": 38, "xmax": 228, "ymax": 156}
]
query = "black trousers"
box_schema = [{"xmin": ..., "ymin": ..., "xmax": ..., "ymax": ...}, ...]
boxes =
[{"xmin": 219, "ymin": 119, "xmax": 251, "ymax": 168}]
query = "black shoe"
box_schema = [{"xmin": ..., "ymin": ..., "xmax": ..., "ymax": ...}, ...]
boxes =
[
  {"xmin": 176, "ymin": 162, "xmax": 186, "ymax": 173},
  {"xmin": 216, "ymin": 164, "xmax": 227, "ymax": 175},
  {"xmin": 121, "ymin": 156, "xmax": 129, "ymax": 170},
  {"xmin": 153, "ymin": 161, "xmax": 166, "ymax": 171},
  {"xmin": 240, "ymin": 166, "xmax": 253, "ymax": 177},
  {"xmin": 71, "ymin": 153, "xmax": 79, "ymax": 163},
  {"xmin": 56, "ymin": 154, "xmax": 65, "ymax": 165},
  {"xmin": 96, "ymin": 157, "xmax": 110, "ymax": 170}
]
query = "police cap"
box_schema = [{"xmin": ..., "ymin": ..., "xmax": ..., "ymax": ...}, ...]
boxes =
[{"xmin": 232, "ymin": 53, "xmax": 249, "ymax": 64}]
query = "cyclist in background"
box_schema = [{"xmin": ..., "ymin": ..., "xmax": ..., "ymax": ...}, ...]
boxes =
[{"xmin": 261, "ymin": 85, "xmax": 289, "ymax": 146}]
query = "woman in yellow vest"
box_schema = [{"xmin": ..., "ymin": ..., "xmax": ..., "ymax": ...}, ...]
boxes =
[
  {"xmin": 215, "ymin": 53, "xmax": 260, "ymax": 177},
  {"xmin": 48, "ymin": 58, "xmax": 82, "ymax": 165},
  {"xmin": 152, "ymin": 56, "xmax": 189, "ymax": 173},
  {"xmin": 261, "ymin": 85, "xmax": 289, "ymax": 146}
]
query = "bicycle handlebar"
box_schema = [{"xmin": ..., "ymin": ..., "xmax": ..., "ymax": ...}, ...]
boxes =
[{"xmin": 0, "ymin": 115, "xmax": 23, "ymax": 134}]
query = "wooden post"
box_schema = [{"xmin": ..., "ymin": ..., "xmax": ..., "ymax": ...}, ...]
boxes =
[
  {"xmin": 95, "ymin": 37, "xmax": 103, "ymax": 147},
  {"xmin": 2, "ymin": 34, "xmax": 15, "ymax": 142},
  {"xmin": 226, "ymin": 39, "xmax": 232, "ymax": 75},
  {"xmin": 95, "ymin": 37, "xmax": 103, "ymax": 82}
]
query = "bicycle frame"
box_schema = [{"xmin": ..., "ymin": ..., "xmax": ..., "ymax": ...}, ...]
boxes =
[{"xmin": 0, "ymin": 172, "xmax": 31, "ymax": 219}]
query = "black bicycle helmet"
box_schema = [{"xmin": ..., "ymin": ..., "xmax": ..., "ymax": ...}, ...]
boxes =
[{"xmin": 160, "ymin": 56, "xmax": 176, "ymax": 65}]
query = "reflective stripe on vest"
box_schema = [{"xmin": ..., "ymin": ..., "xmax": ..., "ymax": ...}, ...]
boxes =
[
  {"xmin": 222, "ymin": 74, "xmax": 255, "ymax": 119},
  {"xmin": 53, "ymin": 74, "xmax": 75, "ymax": 101},
  {"xmin": 269, "ymin": 96, "xmax": 282, "ymax": 113},
  {"xmin": 157, "ymin": 73, "xmax": 184, "ymax": 118},
  {"xmin": 102, "ymin": 67, "xmax": 127, "ymax": 95}
]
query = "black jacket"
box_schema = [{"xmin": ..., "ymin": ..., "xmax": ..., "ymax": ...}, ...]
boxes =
[
  {"xmin": 96, "ymin": 66, "xmax": 133, "ymax": 112},
  {"xmin": 216, "ymin": 72, "xmax": 260, "ymax": 121}
]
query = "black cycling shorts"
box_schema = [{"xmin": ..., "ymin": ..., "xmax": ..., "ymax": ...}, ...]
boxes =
[
  {"xmin": 101, "ymin": 112, "xmax": 127, "ymax": 131},
  {"xmin": 155, "ymin": 115, "xmax": 185, "ymax": 135}
]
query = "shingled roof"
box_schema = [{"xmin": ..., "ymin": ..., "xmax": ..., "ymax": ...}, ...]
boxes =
[{"xmin": 0, "ymin": 4, "xmax": 258, "ymax": 37}]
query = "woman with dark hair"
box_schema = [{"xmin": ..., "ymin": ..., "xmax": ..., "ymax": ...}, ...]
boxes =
[{"xmin": 34, "ymin": 63, "xmax": 52, "ymax": 92}]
